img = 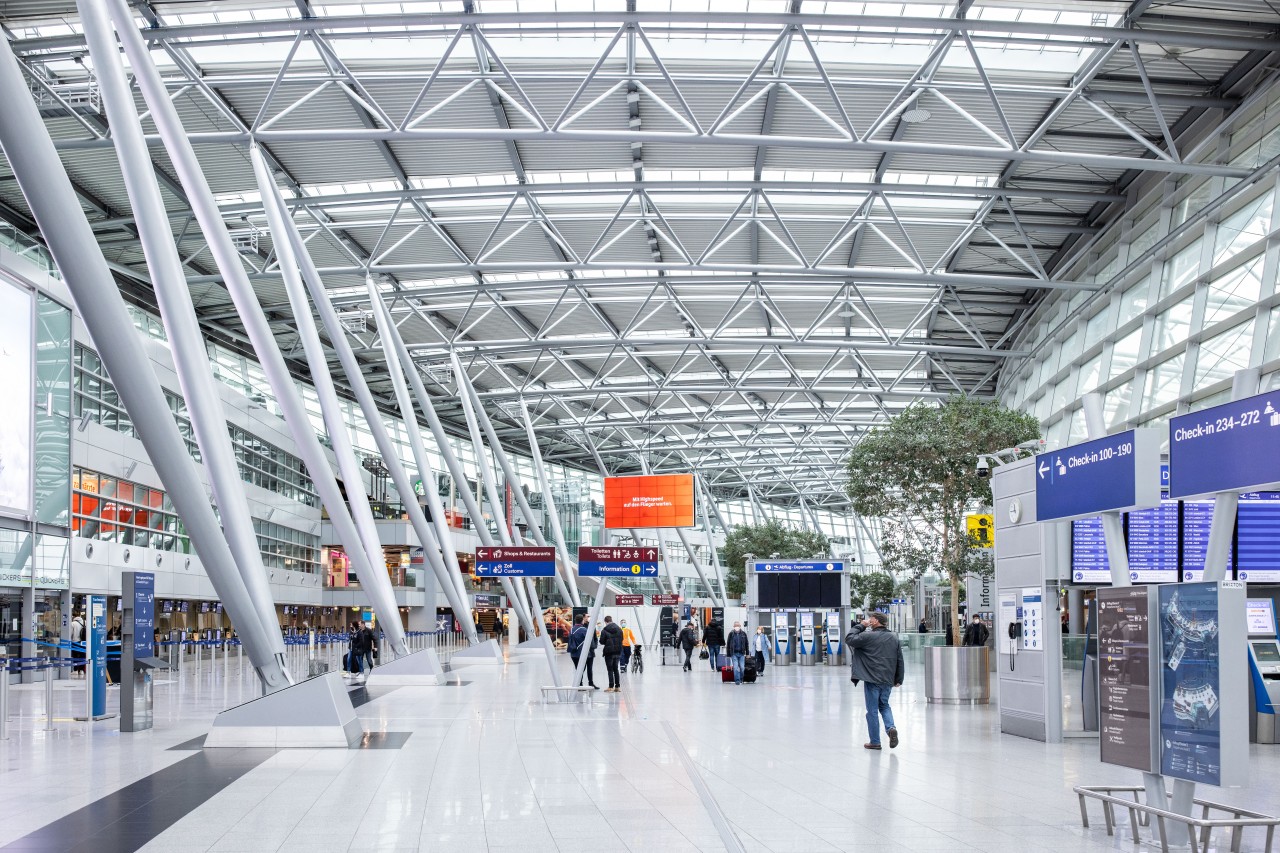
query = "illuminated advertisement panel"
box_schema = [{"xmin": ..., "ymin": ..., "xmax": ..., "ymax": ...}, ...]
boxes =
[{"xmin": 603, "ymin": 474, "xmax": 695, "ymax": 529}]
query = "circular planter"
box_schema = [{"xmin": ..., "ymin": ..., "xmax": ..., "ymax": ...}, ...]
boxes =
[{"xmin": 924, "ymin": 645, "xmax": 991, "ymax": 705}]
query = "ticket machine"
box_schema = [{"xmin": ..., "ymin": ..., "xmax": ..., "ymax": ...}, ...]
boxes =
[
  {"xmin": 1247, "ymin": 597, "xmax": 1280, "ymax": 744},
  {"xmin": 824, "ymin": 611, "xmax": 844, "ymax": 667},
  {"xmin": 773, "ymin": 611, "xmax": 793, "ymax": 667},
  {"xmin": 796, "ymin": 612, "xmax": 817, "ymax": 666}
]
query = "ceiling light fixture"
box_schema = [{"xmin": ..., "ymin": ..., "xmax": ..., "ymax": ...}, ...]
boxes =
[{"xmin": 902, "ymin": 108, "xmax": 931, "ymax": 124}]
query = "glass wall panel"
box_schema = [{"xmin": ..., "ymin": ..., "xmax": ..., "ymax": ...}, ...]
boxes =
[
  {"xmin": 1205, "ymin": 257, "xmax": 1264, "ymax": 326},
  {"xmin": 1110, "ymin": 328, "xmax": 1143, "ymax": 379},
  {"xmin": 1213, "ymin": 194, "xmax": 1273, "ymax": 266},
  {"xmin": 1143, "ymin": 353, "xmax": 1185, "ymax": 409},
  {"xmin": 1195, "ymin": 322, "xmax": 1254, "ymax": 387},
  {"xmin": 1154, "ymin": 296, "xmax": 1194, "ymax": 350},
  {"xmin": 33, "ymin": 293, "xmax": 71, "ymax": 528}
]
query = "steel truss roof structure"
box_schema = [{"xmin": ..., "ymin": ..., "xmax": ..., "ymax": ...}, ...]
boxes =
[{"xmin": 2, "ymin": 0, "xmax": 1278, "ymax": 511}]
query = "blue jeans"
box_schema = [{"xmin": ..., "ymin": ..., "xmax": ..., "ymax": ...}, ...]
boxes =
[
  {"xmin": 864, "ymin": 682, "xmax": 896, "ymax": 744},
  {"xmin": 731, "ymin": 653, "xmax": 746, "ymax": 683},
  {"xmin": 708, "ymin": 645, "xmax": 721, "ymax": 670}
]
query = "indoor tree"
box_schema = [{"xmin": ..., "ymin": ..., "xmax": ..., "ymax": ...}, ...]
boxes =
[
  {"xmin": 844, "ymin": 396, "xmax": 1039, "ymax": 644},
  {"xmin": 722, "ymin": 518, "xmax": 831, "ymax": 598},
  {"xmin": 849, "ymin": 570, "xmax": 896, "ymax": 611}
]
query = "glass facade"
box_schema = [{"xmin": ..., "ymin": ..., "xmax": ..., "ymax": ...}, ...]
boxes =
[
  {"xmin": 33, "ymin": 292, "xmax": 71, "ymax": 528},
  {"xmin": 1000, "ymin": 80, "xmax": 1280, "ymax": 445},
  {"xmin": 253, "ymin": 518, "xmax": 321, "ymax": 574},
  {"xmin": 72, "ymin": 468, "xmax": 190, "ymax": 553},
  {"xmin": 74, "ymin": 344, "xmax": 318, "ymax": 507}
]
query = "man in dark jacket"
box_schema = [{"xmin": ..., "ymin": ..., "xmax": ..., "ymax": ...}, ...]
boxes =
[
  {"xmin": 568, "ymin": 616, "xmax": 599, "ymax": 689},
  {"xmin": 725, "ymin": 622, "xmax": 750, "ymax": 684},
  {"xmin": 847, "ymin": 612, "xmax": 905, "ymax": 750},
  {"xmin": 962, "ymin": 615, "xmax": 990, "ymax": 648},
  {"xmin": 600, "ymin": 615, "xmax": 624, "ymax": 692},
  {"xmin": 703, "ymin": 619, "xmax": 725, "ymax": 671},
  {"xmin": 678, "ymin": 622, "xmax": 698, "ymax": 672}
]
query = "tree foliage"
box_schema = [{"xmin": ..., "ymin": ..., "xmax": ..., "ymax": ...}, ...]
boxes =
[
  {"xmin": 849, "ymin": 571, "xmax": 896, "ymax": 610},
  {"xmin": 722, "ymin": 519, "xmax": 831, "ymax": 597},
  {"xmin": 845, "ymin": 396, "xmax": 1039, "ymax": 638}
]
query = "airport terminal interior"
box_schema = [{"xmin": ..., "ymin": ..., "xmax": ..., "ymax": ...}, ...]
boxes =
[{"xmin": 6, "ymin": 0, "xmax": 1280, "ymax": 850}]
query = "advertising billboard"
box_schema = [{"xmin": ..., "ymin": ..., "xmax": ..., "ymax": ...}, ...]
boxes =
[
  {"xmin": 603, "ymin": 474, "xmax": 695, "ymax": 529},
  {"xmin": 0, "ymin": 280, "xmax": 32, "ymax": 517}
]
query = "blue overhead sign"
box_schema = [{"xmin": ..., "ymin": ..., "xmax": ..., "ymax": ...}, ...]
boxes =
[
  {"xmin": 755, "ymin": 560, "xmax": 845, "ymax": 573},
  {"xmin": 475, "ymin": 546, "xmax": 556, "ymax": 577},
  {"xmin": 1035, "ymin": 428, "xmax": 1162, "ymax": 523},
  {"xmin": 577, "ymin": 546, "xmax": 659, "ymax": 577},
  {"xmin": 1169, "ymin": 389, "xmax": 1280, "ymax": 499}
]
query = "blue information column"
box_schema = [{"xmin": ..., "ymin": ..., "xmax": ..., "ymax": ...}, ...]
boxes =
[{"xmin": 89, "ymin": 594, "xmax": 107, "ymax": 719}]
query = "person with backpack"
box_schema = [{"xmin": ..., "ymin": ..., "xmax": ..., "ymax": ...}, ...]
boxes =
[
  {"xmin": 962, "ymin": 614, "xmax": 990, "ymax": 647},
  {"xmin": 620, "ymin": 619, "xmax": 636, "ymax": 672},
  {"xmin": 568, "ymin": 615, "xmax": 598, "ymax": 689},
  {"xmin": 69, "ymin": 612, "xmax": 86, "ymax": 677},
  {"xmin": 599, "ymin": 615, "xmax": 623, "ymax": 692}
]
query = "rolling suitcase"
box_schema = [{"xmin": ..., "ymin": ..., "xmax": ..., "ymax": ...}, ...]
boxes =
[
  {"xmin": 720, "ymin": 665, "xmax": 735, "ymax": 683},
  {"xmin": 743, "ymin": 663, "xmax": 758, "ymax": 684}
]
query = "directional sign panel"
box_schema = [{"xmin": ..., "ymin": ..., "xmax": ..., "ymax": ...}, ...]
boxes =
[
  {"xmin": 652, "ymin": 594, "xmax": 680, "ymax": 606},
  {"xmin": 577, "ymin": 546, "xmax": 659, "ymax": 577},
  {"xmin": 475, "ymin": 546, "xmax": 556, "ymax": 577},
  {"xmin": 1169, "ymin": 389, "xmax": 1280, "ymax": 499},
  {"xmin": 615, "ymin": 594, "xmax": 644, "ymax": 606},
  {"xmin": 1034, "ymin": 428, "xmax": 1162, "ymax": 523},
  {"xmin": 754, "ymin": 560, "xmax": 845, "ymax": 573}
]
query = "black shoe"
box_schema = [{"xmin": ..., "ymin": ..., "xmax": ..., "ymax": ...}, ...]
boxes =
[{"xmin": 887, "ymin": 727, "xmax": 899, "ymax": 749}]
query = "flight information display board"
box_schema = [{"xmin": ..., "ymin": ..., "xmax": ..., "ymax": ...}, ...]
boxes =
[
  {"xmin": 1182, "ymin": 500, "xmax": 1231, "ymax": 582},
  {"xmin": 1126, "ymin": 499, "xmax": 1179, "ymax": 584},
  {"xmin": 1237, "ymin": 492, "xmax": 1280, "ymax": 583},
  {"xmin": 1072, "ymin": 517, "xmax": 1112, "ymax": 584}
]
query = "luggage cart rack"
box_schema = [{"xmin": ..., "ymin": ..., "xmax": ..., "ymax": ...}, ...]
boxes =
[{"xmin": 1075, "ymin": 785, "xmax": 1279, "ymax": 853}]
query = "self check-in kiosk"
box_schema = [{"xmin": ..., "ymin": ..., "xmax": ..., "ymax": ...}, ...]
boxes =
[
  {"xmin": 1247, "ymin": 597, "xmax": 1280, "ymax": 744},
  {"xmin": 747, "ymin": 559, "xmax": 849, "ymax": 668}
]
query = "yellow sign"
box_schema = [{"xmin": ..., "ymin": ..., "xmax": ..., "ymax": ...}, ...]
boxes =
[{"xmin": 967, "ymin": 514, "xmax": 993, "ymax": 547}]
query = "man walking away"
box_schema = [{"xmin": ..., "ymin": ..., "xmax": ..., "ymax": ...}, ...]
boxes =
[
  {"xmin": 847, "ymin": 612, "xmax": 905, "ymax": 751},
  {"xmin": 962, "ymin": 614, "xmax": 990, "ymax": 648},
  {"xmin": 70, "ymin": 612, "xmax": 86, "ymax": 678},
  {"xmin": 359, "ymin": 623, "xmax": 378, "ymax": 674},
  {"xmin": 568, "ymin": 616, "xmax": 588, "ymax": 685},
  {"xmin": 600, "ymin": 615, "xmax": 624, "ymax": 692},
  {"xmin": 726, "ymin": 622, "xmax": 750, "ymax": 685},
  {"xmin": 620, "ymin": 619, "xmax": 636, "ymax": 672},
  {"xmin": 678, "ymin": 621, "xmax": 698, "ymax": 672},
  {"xmin": 704, "ymin": 618, "xmax": 725, "ymax": 671},
  {"xmin": 584, "ymin": 616, "xmax": 600, "ymax": 689},
  {"xmin": 753, "ymin": 625, "xmax": 770, "ymax": 677}
]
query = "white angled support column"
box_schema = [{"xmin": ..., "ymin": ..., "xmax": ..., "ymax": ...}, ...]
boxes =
[
  {"xmin": 454, "ymin": 365, "xmax": 574, "ymax": 608},
  {"xmin": 518, "ymin": 400, "xmax": 582, "ymax": 606},
  {"xmin": 250, "ymin": 149, "xmax": 409, "ymax": 656},
  {"xmin": 0, "ymin": 29, "xmax": 290, "ymax": 693},
  {"xmin": 107, "ymin": 0, "xmax": 411, "ymax": 657},
  {"xmin": 377, "ymin": 319, "xmax": 534, "ymax": 635},
  {"xmin": 258, "ymin": 185, "xmax": 482, "ymax": 647},
  {"xmin": 365, "ymin": 283, "xmax": 475, "ymax": 610},
  {"xmin": 697, "ymin": 477, "xmax": 728, "ymax": 605},
  {"xmin": 81, "ymin": 0, "xmax": 286, "ymax": 665}
]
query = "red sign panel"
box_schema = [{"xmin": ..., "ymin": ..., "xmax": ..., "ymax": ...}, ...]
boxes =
[
  {"xmin": 615, "ymin": 594, "xmax": 644, "ymax": 606},
  {"xmin": 652, "ymin": 594, "xmax": 680, "ymax": 605}
]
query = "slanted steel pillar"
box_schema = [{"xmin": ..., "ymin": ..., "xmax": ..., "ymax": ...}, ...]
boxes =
[
  {"xmin": 449, "ymin": 352, "xmax": 538, "ymax": 636},
  {"xmin": 259, "ymin": 181, "xmax": 485, "ymax": 645},
  {"xmin": 518, "ymin": 400, "xmax": 582, "ymax": 606},
  {"xmin": 453, "ymin": 356, "xmax": 574, "ymax": 607},
  {"xmin": 0, "ymin": 31, "xmax": 290, "ymax": 693},
  {"xmin": 108, "ymin": 0, "xmax": 411, "ymax": 656},
  {"xmin": 249, "ymin": 149, "xmax": 410, "ymax": 654},
  {"xmin": 82, "ymin": 0, "xmax": 285, "ymax": 664},
  {"xmin": 697, "ymin": 477, "xmax": 728, "ymax": 604},
  {"xmin": 365, "ymin": 283, "xmax": 476, "ymax": 608},
  {"xmin": 376, "ymin": 316, "xmax": 534, "ymax": 636}
]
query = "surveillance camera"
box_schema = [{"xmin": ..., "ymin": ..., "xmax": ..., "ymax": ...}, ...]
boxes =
[
  {"xmin": 1017, "ymin": 438, "xmax": 1046, "ymax": 453},
  {"xmin": 976, "ymin": 457, "xmax": 991, "ymax": 479}
]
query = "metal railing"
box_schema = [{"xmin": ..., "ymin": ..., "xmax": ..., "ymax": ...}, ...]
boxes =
[{"xmin": 1076, "ymin": 785, "xmax": 1278, "ymax": 853}]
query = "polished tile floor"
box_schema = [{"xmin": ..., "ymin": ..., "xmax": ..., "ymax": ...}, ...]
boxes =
[{"xmin": 2, "ymin": 648, "xmax": 1277, "ymax": 852}]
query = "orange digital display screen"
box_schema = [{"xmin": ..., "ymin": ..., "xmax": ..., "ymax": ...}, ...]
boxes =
[{"xmin": 604, "ymin": 474, "xmax": 695, "ymax": 529}]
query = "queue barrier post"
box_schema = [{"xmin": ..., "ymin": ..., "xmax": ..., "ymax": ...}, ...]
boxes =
[
  {"xmin": 43, "ymin": 658, "xmax": 54, "ymax": 731},
  {"xmin": 0, "ymin": 654, "xmax": 8, "ymax": 741}
]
